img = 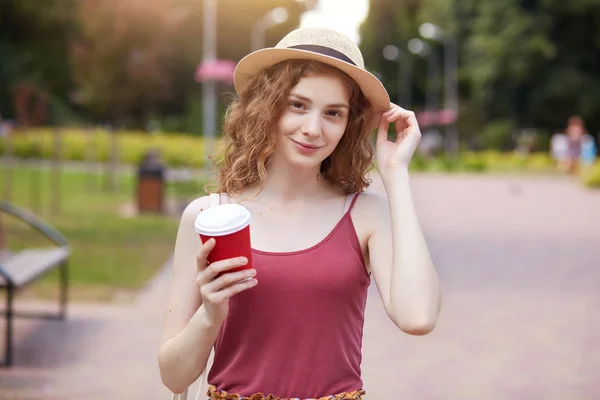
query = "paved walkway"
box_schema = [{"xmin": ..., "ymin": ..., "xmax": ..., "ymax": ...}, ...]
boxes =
[{"xmin": 1, "ymin": 173, "xmax": 599, "ymax": 399}]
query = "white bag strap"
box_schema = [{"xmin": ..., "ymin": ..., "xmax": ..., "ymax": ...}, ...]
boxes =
[
  {"xmin": 170, "ymin": 388, "xmax": 188, "ymax": 400},
  {"xmin": 168, "ymin": 335, "xmax": 212, "ymax": 400}
]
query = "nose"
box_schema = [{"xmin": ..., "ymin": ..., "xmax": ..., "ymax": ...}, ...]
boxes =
[{"xmin": 301, "ymin": 111, "xmax": 322, "ymax": 138}]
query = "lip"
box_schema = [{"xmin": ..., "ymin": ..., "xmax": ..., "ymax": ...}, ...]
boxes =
[{"xmin": 291, "ymin": 139, "xmax": 322, "ymax": 152}]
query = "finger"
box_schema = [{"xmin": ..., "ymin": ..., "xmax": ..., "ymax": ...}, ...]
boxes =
[
  {"xmin": 209, "ymin": 278, "xmax": 258, "ymax": 303},
  {"xmin": 382, "ymin": 108, "xmax": 395, "ymax": 118},
  {"xmin": 376, "ymin": 115, "xmax": 389, "ymax": 146},
  {"xmin": 386, "ymin": 109, "xmax": 404, "ymax": 122},
  {"xmin": 385, "ymin": 109, "xmax": 413, "ymax": 133},
  {"xmin": 204, "ymin": 256, "xmax": 249, "ymax": 279},
  {"xmin": 391, "ymin": 111, "xmax": 420, "ymax": 137},
  {"xmin": 396, "ymin": 124, "xmax": 422, "ymax": 148},
  {"xmin": 196, "ymin": 238, "xmax": 216, "ymax": 270},
  {"xmin": 394, "ymin": 108, "xmax": 419, "ymax": 128},
  {"xmin": 204, "ymin": 268, "xmax": 257, "ymax": 292},
  {"xmin": 386, "ymin": 107, "xmax": 415, "ymax": 123},
  {"xmin": 384, "ymin": 104, "xmax": 411, "ymax": 117},
  {"xmin": 383, "ymin": 102, "xmax": 400, "ymax": 113}
]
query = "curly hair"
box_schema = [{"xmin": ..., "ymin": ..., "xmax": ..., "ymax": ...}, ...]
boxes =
[{"xmin": 213, "ymin": 60, "xmax": 375, "ymax": 195}]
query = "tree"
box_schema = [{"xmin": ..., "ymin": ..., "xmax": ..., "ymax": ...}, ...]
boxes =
[
  {"xmin": 70, "ymin": 0, "xmax": 310, "ymax": 128},
  {"xmin": 359, "ymin": 0, "xmax": 453, "ymax": 112},
  {"xmin": 71, "ymin": 0, "xmax": 177, "ymax": 125},
  {"xmin": 358, "ymin": 0, "xmax": 422, "ymax": 107},
  {"xmin": 453, "ymin": 0, "xmax": 600, "ymax": 133},
  {"xmin": 359, "ymin": 0, "xmax": 600, "ymax": 145},
  {"xmin": 0, "ymin": 0, "xmax": 78, "ymax": 124}
]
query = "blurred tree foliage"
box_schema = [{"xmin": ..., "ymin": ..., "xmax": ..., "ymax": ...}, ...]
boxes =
[
  {"xmin": 0, "ymin": 0, "xmax": 310, "ymax": 129},
  {"xmin": 359, "ymin": 0, "xmax": 600, "ymax": 148},
  {"xmin": 0, "ymin": 0, "xmax": 79, "ymax": 124},
  {"xmin": 2, "ymin": 0, "xmax": 599, "ymax": 141}
]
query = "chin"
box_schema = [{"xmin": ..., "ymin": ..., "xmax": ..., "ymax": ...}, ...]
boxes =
[{"xmin": 287, "ymin": 154, "xmax": 325, "ymax": 170}]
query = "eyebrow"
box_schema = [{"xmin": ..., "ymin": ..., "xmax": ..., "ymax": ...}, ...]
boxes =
[{"xmin": 289, "ymin": 93, "xmax": 349, "ymax": 109}]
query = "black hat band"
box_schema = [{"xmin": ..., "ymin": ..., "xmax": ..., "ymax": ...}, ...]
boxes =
[{"xmin": 288, "ymin": 45, "xmax": 357, "ymax": 66}]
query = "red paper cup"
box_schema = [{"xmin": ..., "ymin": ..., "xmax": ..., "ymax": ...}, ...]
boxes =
[{"xmin": 194, "ymin": 203, "xmax": 252, "ymax": 277}]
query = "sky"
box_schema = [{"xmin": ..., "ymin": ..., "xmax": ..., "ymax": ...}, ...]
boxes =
[{"xmin": 299, "ymin": 0, "xmax": 370, "ymax": 44}]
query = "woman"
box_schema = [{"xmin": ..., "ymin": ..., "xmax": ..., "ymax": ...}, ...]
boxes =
[{"xmin": 159, "ymin": 27, "xmax": 441, "ymax": 400}]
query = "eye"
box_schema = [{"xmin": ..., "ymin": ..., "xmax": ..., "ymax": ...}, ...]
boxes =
[
  {"xmin": 290, "ymin": 102, "xmax": 305, "ymax": 110},
  {"xmin": 326, "ymin": 110, "xmax": 343, "ymax": 118}
]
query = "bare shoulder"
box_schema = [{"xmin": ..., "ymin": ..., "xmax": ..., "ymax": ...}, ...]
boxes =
[
  {"xmin": 352, "ymin": 190, "xmax": 390, "ymax": 237},
  {"xmin": 179, "ymin": 195, "xmax": 212, "ymax": 225},
  {"xmin": 355, "ymin": 190, "xmax": 389, "ymax": 216}
]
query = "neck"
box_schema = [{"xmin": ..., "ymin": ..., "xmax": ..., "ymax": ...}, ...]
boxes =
[{"xmin": 257, "ymin": 157, "xmax": 327, "ymax": 203}]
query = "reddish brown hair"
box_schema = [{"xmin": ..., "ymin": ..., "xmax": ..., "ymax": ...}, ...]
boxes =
[{"xmin": 213, "ymin": 60, "xmax": 375, "ymax": 195}]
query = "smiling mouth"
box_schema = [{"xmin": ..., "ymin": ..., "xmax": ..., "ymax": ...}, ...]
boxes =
[{"xmin": 291, "ymin": 139, "xmax": 321, "ymax": 149}]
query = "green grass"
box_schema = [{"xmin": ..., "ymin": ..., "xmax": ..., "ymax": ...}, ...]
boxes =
[{"xmin": 0, "ymin": 165, "xmax": 207, "ymax": 301}]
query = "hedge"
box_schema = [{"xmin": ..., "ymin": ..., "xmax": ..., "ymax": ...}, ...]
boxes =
[{"xmin": 1, "ymin": 128, "xmax": 597, "ymax": 187}]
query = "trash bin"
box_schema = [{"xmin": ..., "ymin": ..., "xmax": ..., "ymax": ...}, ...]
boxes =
[{"xmin": 136, "ymin": 150, "xmax": 165, "ymax": 214}]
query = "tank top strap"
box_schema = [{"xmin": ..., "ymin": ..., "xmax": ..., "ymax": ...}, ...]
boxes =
[{"xmin": 343, "ymin": 192, "xmax": 360, "ymax": 214}]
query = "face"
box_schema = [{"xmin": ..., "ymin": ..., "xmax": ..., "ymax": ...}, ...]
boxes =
[{"xmin": 273, "ymin": 73, "xmax": 351, "ymax": 170}]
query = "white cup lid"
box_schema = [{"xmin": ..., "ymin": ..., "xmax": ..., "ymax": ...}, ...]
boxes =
[{"xmin": 194, "ymin": 204, "xmax": 251, "ymax": 236}]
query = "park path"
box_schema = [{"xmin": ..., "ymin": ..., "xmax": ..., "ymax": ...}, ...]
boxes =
[{"xmin": 1, "ymin": 173, "xmax": 599, "ymax": 399}]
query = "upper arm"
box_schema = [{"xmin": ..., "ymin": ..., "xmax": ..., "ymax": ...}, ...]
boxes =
[
  {"xmin": 160, "ymin": 196, "xmax": 211, "ymax": 345},
  {"xmin": 364, "ymin": 192, "xmax": 394, "ymax": 310}
]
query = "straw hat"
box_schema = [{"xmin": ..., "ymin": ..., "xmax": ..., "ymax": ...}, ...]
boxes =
[{"xmin": 234, "ymin": 27, "xmax": 391, "ymax": 129}]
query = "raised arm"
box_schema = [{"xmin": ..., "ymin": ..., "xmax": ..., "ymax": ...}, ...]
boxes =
[{"xmin": 367, "ymin": 105, "xmax": 441, "ymax": 335}]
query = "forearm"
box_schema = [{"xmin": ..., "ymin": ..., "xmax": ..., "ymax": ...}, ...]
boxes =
[
  {"xmin": 158, "ymin": 305, "xmax": 221, "ymax": 393},
  {"xmin": 382, "ymin": 170, "xmax": 441, "ymax": 334}
]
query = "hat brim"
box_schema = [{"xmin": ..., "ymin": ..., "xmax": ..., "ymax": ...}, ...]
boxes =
[{"xmin": 234, "ymin": 48, "xmax": 390, "ymax": 130}]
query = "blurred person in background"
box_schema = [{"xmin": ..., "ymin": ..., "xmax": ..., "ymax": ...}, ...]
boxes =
[
  {"xmin": 550, "ymin": 132, "xmax": 569, "ymax": 171},
  {"xmin": 158, "ymin": 27, "xmax": 441, "ymax": 400},
  {"xmin": 565, "ymin": 115, "xmax": 587, "ymax": 174}
]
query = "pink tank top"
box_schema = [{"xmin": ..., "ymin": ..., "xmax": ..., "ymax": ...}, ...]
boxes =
[{"xmin": 207, "ymin": 193, "xmax": 370, "ymax": 398}]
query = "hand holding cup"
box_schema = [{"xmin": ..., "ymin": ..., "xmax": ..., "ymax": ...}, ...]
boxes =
[
  {"xmin": 195, "ymin": 238, "xmax": 257, "ymax": 326},
  {"xmin": 194, "ymin": 201, "xmax": 257, "ymax": 326}
]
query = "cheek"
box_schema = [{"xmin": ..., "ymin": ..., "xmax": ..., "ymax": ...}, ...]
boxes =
[
  {"xmin": 327, "ymin": 123, "xmax": 347, "ymax": 146},
  {"xmin": 277, "ymin": 113, "xmax": 299, "ymax": 136}
]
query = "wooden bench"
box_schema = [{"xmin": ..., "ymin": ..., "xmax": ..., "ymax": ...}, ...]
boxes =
[{"xmin": 0, "ymin": 200, "xmax": 70, "ymax": 367}]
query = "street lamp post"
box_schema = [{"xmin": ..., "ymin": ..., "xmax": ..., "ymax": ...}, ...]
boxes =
[
  {"xmin": 408, "ymin": 38, "xmax": 441, "ymax": 120},
  {"xmin": 420, "ymin": 22, "xmax": 459, "ymax": 156},
  {"xmin": 382, "ymin": 45, "xmax": 413, "ymax": 109},
  {"xmin": 202, "ymin": 0, "xmax": 217, "ymax": 175},
  {"xmin": 251, "ymin": 7, "xmax": 289, "ymax": 51}
]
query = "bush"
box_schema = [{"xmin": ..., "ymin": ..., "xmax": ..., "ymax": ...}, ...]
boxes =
[
  {"xmin": 426, "ymin": 156, "xmax": 460, "ymax": 172},
  {"xmin": 480, "ymin": 120, "xmax": 515, "ymax": 151},
  {"xmin": 581, "ymin": 162, "xmax": 600, "ymax": 188},
  {"xmin": 0, "ymin": 128, "xmax": 565, "ymax": 178},
  {"xmin": 409, "ymin": 154, "xmax": 427, "ymax": 171},
  {"xmin": 1, "ymin": 128, "xmax": 210, "ymax": 168},
  {"xmin": 514, "ymin": 128, "xmax": 552, "ymax": 153},
  {"xmin": 525, "ymin": 153, "xmax": 556, "ymax": 171},
  {"xmin": 459, "ymin": 153, "xmax": 488, "ymax": 172}
]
